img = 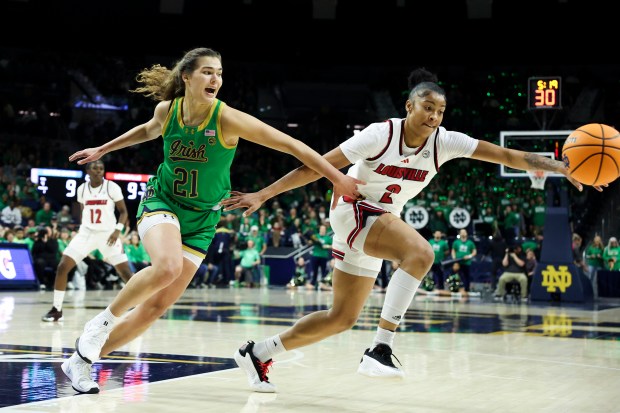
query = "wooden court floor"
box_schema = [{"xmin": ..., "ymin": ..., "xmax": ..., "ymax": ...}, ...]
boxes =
[{"xmin": 0, "ymin": 287, "xmax": 619, "ymax": 412}]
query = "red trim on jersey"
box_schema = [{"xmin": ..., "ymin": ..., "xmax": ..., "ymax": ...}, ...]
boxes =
[
  {"xmin": 332, "ymin": 249, "xmax": 345, "ymax": 261},
  {"xmin": 347, "ymin": 201, "xmax": 386, "ymax": 249},
  {"xmin": 85, "ymin": 200, "xmax": 108, "ymax": 205},
  {"xmin": 398, "ymin": 119, "xmax": 405, "ymax": 156},
  {"xmin": 414, "ymin": 139, "xmax": 428, "ymax": 155},
  {"xmin": 433, "ymin": 130, "xmax": 439, "ymax": 172},
  {"xmin": 400, "ymin": 119, "xmax": 428, "ymax": 156},
  {"xmin": 367, "ymin": 119, "xmax": 393, "ymax": 161}
]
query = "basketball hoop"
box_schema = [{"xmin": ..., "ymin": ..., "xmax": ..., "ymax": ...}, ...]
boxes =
[{"xmin": 528, "ymin": 170, "xmax": 548, "ymax": 190}]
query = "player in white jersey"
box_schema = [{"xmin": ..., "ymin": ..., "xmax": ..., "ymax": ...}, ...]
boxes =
[
  {"xmin": 42, "ymin": 160, "xmax": 134, "ymax": 323},
  {"xmin": 223, "ymin": 68, "xmax": 596, "ymax": 392}
]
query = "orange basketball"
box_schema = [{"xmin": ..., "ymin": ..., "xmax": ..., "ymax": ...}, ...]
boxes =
[{"xmin": 561, "ymin": 123, "xmax": 620, "ymax": 186}]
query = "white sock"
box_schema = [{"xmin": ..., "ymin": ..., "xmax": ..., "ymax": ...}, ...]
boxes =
[
  {"xmin": 372, "ymin": 327, "xmax": 395, "ymax": 349},
  {"xmin": 98, "ymin": 307, "xmax": 118, "ymax": 328},
  {"xmin": 253, "ymin": 335, "xmax": 286, "ymax": 362},
  {"xmin": 53, "ymin": 290, "xmax": 65, "ymax": 311},
  {"xmin": 380, "ymin": 268, "xmax": 421, "ymax": 325}
]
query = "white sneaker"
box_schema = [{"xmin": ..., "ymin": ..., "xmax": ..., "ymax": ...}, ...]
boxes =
[
  {"xmin": 234, "ymin": 341, "xmax": 276, "ymax": 393},
  {"xmin": 76, "ymin": 316, "xmax": 113, "ymax": 363},
  {"xmin": 357, "ymin": 344, "xmax": 405, "ymax": 378},
  {"xmin": 61, "ymin": 352, "xmax": 99, "ymax": 394}
]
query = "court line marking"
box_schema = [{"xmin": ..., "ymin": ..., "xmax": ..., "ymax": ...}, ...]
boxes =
[{"xmin": 0, "ymin": 349, "xmax": 306, "ymax": 409}]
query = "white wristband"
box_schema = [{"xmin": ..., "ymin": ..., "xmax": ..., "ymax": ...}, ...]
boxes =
[{"xmin": 115, "ymin": 223, "xmax": 124, "ymax": 232}]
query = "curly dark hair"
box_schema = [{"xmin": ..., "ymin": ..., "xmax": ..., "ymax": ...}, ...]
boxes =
[{"xmin": 407, "ymin": 67, "xmax": 446, "ymax": 102}]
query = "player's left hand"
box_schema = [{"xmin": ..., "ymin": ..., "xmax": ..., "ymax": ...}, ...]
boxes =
[
  {"xmin": 561, "ymin": 170, "xmax": 584, "ymax": 191},
  {"xmin": 221, "ymin": 191, "xmax": 266, "ymax": 217},
  {"xmin": 559, "ymin": 164, "xmax": 607, "ymax": 192},
  {"xmin": 69, "ymin": 147, "xmax": 105, "ymax": 165},
  {"xmin": 330, "ymin": 175, "xmax": 365, "ymax": 210}
]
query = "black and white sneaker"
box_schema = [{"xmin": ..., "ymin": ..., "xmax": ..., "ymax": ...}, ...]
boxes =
[
  {"xmin": 234, "ymin": 341, "xmax": 276, "ymax": 393},
  {"xmin": 41, "ymin": 306, "xmax": 63, "ymax": 322},
  {"xmin": 357, "ymin": 343, "xmax": 404, "ymax": 378}
]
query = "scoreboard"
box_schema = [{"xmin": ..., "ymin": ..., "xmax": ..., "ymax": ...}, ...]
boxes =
[{"xmin": 30, "ymin": 168, "xmax": 153, "ymax": 226}]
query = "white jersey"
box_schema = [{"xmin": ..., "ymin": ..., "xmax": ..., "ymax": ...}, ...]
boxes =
[
  {"xmin": 76, "ymin": 179, "xmax": 124, "ymax": 232},
  {"xmin": 340, "ymin": 119, "xmax": 479, "ymax": 215}
]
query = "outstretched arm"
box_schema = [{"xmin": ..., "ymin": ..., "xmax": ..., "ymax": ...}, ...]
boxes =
[
  {"xmin": 69, "ymin": 101, "xmax": 169, "ymax": 164},
  {"xmin": 222, "ymin": 147, "xmax": 352, "ymax": 216},
  {"xmin": 221, "ymin": 106, "xmax": 363, "ymax": 204},
  {"xmin": 471, "ymin": 140, "xmax": 605, "ymax": 191}
]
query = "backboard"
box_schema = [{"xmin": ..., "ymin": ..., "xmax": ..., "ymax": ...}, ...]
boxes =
[{"xmin": 499, "ymin": 130, "xmax": 573, "ymax": 177}]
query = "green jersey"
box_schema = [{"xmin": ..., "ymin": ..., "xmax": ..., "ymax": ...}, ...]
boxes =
[
  {"xmin": 136, "ymin": 98, "xmax": 234, "ymax": 259},
  {"xmin": 156, "ymin": 97, "xmax": 236, "ymax": 210}
]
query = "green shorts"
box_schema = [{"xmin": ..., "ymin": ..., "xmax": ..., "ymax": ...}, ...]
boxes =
[{"xmin": 136, "ymin": 186, "xmax": 220, "ymax": 260}]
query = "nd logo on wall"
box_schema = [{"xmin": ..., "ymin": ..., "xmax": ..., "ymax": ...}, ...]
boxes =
[
  {"xmin": 540, "ymin": 265, "xmax": 572, "ymax": 293},
  {"xmin": 531, "ymin": 262, "xmax": 592, "ymax": 302}
]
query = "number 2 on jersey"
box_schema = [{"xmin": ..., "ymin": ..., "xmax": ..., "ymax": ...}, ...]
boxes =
[{"xmin": 378, "ymin": 184, "xmax": 401, "ymax": 204}]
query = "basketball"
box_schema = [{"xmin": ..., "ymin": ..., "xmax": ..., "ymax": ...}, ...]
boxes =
[{"xmin": 561, "ymin": 123, "xmax": 620, "ymax": 186}]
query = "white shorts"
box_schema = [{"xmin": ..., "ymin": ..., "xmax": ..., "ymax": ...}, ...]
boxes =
[
  {"xmin": 137, "ymin": 212, "xmax": 202, "ymax": 269},
  {"xmin": 63, "ymin": 227, "xmax": 128, "ymax": 266},
  {"xmin": 329, "ymin": 198, "xmax": 389, "ymax": 277}
]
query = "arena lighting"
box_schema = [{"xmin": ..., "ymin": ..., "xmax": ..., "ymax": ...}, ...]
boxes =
[
  {"xmin": 73, "ymin": 100, "xmax": 129, "ymax": 111},
  {"xmin": 286, "ymin": 123, "xmax": 299, "ymax": 128}
]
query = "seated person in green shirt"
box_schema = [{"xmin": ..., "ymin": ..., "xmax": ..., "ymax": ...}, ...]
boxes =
[
  {"xmin": 235, "ymin": 239, "xmax": 262, "ymax": 287},
  {"xmin": 289, "ymin": 256, "xmax": 309, "ymax": 289}
]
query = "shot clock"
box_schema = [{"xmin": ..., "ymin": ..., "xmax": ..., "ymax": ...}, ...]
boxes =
[{"xmin": 528, "ymin": 76, "xmax": 561, "ymax": 110}]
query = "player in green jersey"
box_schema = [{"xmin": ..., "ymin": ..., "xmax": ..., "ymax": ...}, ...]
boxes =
[{"xmin": 60, "ymin": 47, "xmax": 363, "ymax": 394}]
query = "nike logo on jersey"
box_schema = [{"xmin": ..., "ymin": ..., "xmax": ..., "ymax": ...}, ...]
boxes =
[{"xmin": 402, "ymin": 158, "xmax": 409, "ymax": 163}]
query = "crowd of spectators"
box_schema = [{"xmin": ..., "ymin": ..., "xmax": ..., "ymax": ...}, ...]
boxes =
[{"xmin": 1, "ymin": 47, "xmax": 619, "ymax": 298}]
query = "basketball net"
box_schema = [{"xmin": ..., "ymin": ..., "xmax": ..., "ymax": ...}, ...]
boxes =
[{"xmin": 528, "ymin": 170, "xmax": 548, "ymax": 190}]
